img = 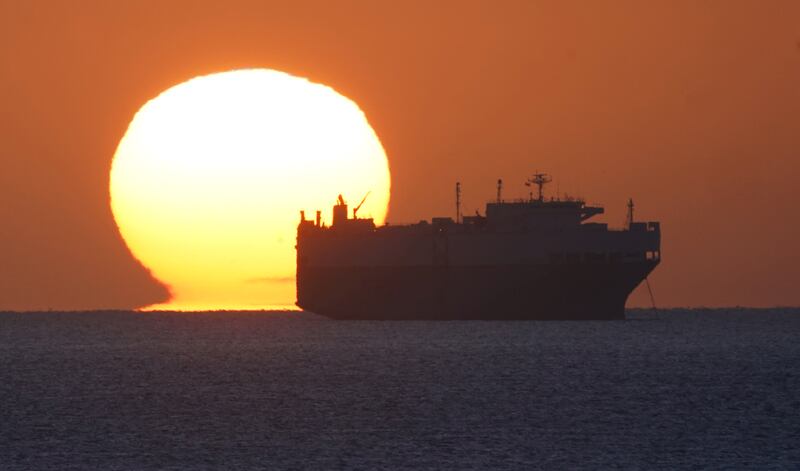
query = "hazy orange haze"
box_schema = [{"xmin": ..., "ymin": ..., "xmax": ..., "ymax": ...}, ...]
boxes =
[{"xmin": 1, "ymin": 0, "xmax": 798, "ymax": 309}]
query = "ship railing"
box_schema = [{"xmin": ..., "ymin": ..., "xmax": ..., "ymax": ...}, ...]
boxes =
[
  {"xmin": 607, "ymin": 221, "xmax": 660, "ymax": 233},
  {"xmin": 500, "ymin": 197, "xmax": 587, "ymax": 204},
  {"xmin": 548, "ymin": 250, "xmax": 660, "ymax": 264}
]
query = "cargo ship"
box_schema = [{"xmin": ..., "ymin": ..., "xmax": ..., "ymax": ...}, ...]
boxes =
[{"xmin": 296, "ymin": 174, "xmax": 660, "ymax": 320}]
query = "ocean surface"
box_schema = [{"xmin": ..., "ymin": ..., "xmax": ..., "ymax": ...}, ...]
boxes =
[{"xmin": 1, "ymin": 309, "xmax": 798, "ymax": 470}]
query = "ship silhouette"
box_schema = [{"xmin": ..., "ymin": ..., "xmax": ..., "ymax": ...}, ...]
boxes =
[{"xmin": 296, "ymin": 174, "xmax": 660, "ymax": 320}]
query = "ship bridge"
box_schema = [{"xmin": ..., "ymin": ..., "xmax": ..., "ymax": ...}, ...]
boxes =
[{"xmin": 484, "ymin": 199, "xmax": 603, "ymax": 231}]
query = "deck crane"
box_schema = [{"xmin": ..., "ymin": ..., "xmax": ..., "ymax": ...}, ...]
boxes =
[{"xmin": 353, "ymin": 191, "xmax": 371, "ymax": 219}]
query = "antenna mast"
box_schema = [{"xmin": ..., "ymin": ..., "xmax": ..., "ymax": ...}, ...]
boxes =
[
  {"xmin": 496, "ymin": 179, "xmax": 503, "ymax": 203},
  {"xmin": 525, "ymin": 173, "xmax": 552, "ymax": 202},
  {"xmin": 626, "ymin": 198, "xmax": 634, "ymax": 229},
  {"xmin": 455, "ymin": 182, "xmax": 461, "ymax": 223}
]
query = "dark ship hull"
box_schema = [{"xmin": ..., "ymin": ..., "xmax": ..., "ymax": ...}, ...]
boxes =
[{"xmin": 297, "ymin": 260, "xmax": 658, "ymax": 320}]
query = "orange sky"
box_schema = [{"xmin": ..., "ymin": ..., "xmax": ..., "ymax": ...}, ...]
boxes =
[{"xmin": 1, "ymin": 0, "xmax": 798, "ymax": 310}]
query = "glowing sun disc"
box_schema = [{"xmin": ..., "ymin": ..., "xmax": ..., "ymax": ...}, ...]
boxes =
[{"xmin": 110, "ymin": 69, "xmax": 391, "ymax": 310}]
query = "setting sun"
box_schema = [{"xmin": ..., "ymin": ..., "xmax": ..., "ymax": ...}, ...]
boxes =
[{"xmin": 110, "ymin": 69, "xmax": 391, "ymax": 310}]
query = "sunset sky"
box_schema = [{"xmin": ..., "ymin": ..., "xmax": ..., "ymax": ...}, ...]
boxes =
[{"xmin": 1, "ymin": 0, "xmax": 798, "ymax": 310}]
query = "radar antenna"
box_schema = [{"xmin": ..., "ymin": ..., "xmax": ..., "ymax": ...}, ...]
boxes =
[
  {"xmin": 525, "ymin": 173, "xmax": 552, "ymax": 202},
  {"xmin": 353, "ymin": 191, "xmax": 371, "ymax": 219}
]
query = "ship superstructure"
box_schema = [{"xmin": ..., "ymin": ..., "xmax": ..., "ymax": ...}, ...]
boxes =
[{"xmin": 296, "ymin": 175, "xmax": 660, "ymax": 320}]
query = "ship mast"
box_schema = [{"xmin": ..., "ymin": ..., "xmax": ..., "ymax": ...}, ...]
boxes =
[
  {"xmin": 455, "ymin": 182, "xmax": 461, "ymax": 223},
  {"xmin": 626, "ymin": 198, "xmax": 634, "ymax": 229},
  {"xmin": 525, "ymin": 173, "xmax": 552, "ymax": 202},
  {"xmin": 496, "ymin": 179, "xmax": 503, "ymax": 203}
]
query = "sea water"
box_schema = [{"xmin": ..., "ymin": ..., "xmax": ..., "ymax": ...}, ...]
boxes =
[{"xmin": 1, "ymin": 309, "xmax": 798, "ymax": 469}]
